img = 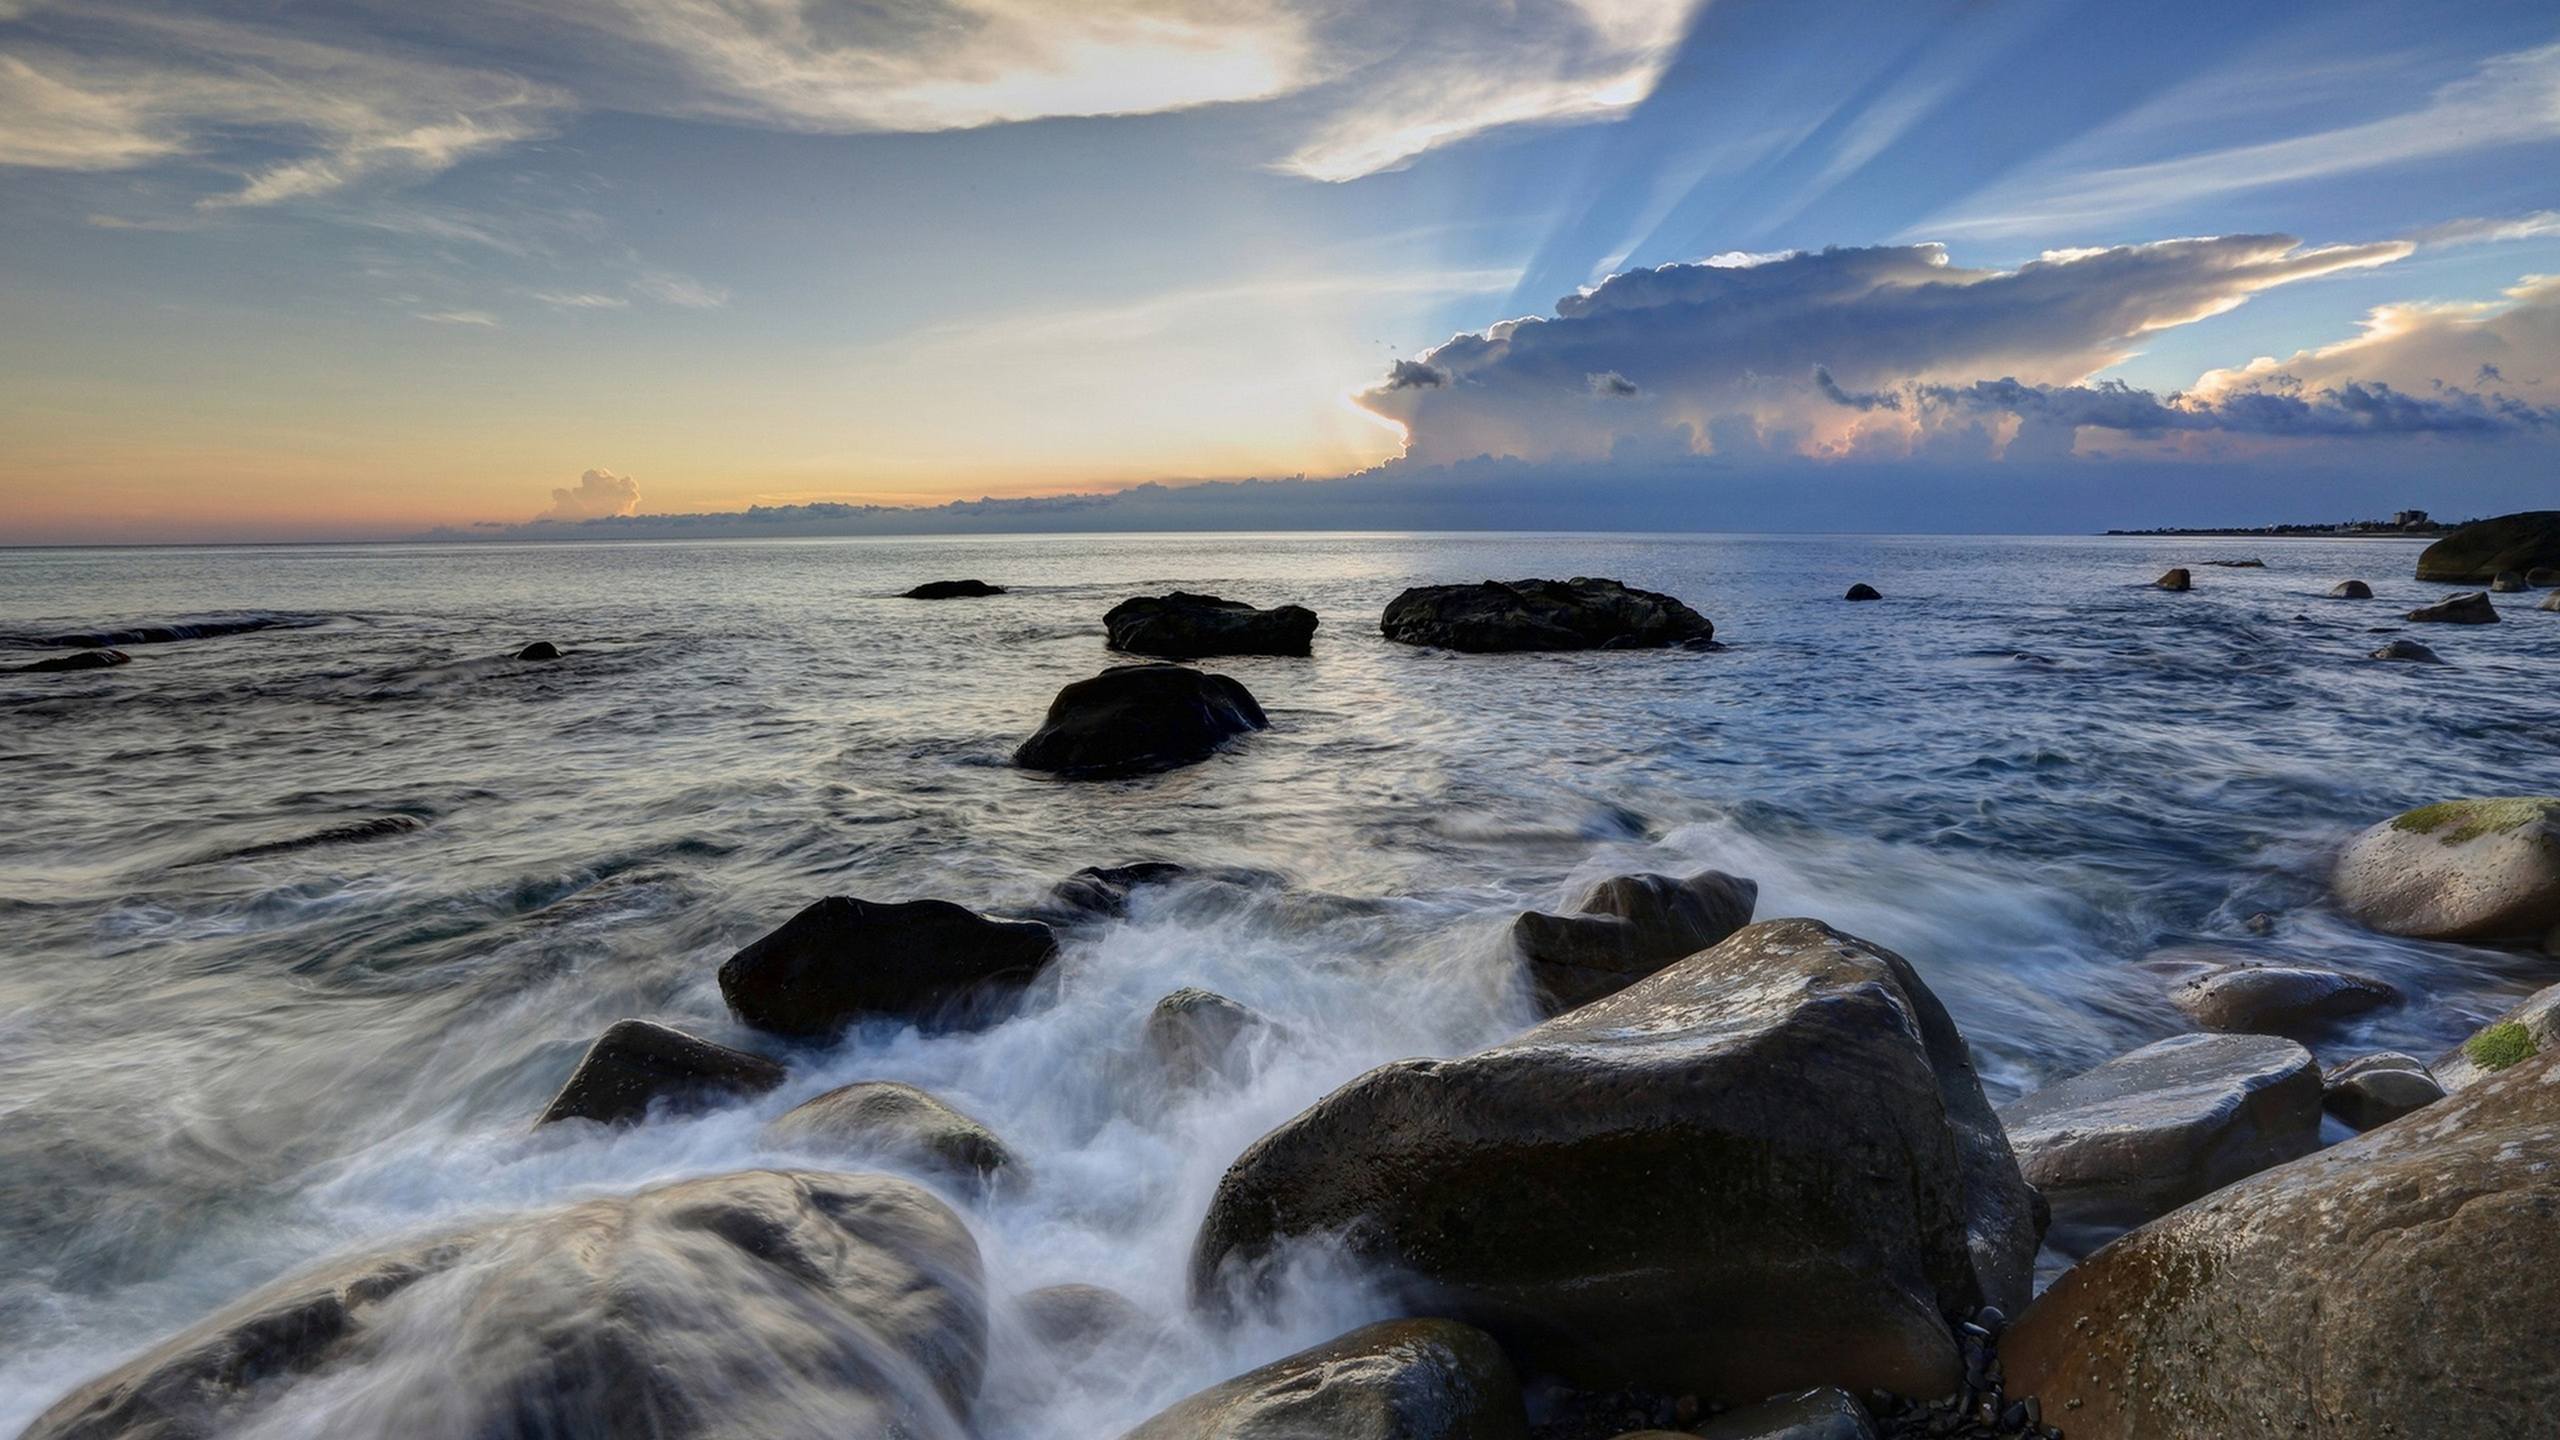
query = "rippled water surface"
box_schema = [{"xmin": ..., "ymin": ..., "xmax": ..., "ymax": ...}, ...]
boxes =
[{"xmin": 3, "ymin": 533, "xmax": 2555, "ymax": 1435}]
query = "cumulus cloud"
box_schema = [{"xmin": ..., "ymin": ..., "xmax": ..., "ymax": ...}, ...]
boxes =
[
  {"xmin": 540, "ymin": 467, "xmax": 641, "ymax": 521},
  {"xmin": 1358, "ymin": 234, "xmax": 2409, "ymax": 465},
  {"xmin": 1917, "ymin": 376, "xmax": 2560, "ymax": 441}
]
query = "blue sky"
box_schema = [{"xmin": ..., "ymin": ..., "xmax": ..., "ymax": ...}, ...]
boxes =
[{"xmin": 2, "ymin": 0, "xmax": 2556, "ymax": 541}]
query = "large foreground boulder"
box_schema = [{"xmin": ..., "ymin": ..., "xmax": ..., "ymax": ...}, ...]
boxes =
[
  {"xmin": 2404, "ymin": 590, "xmax": 2498, "ymax": 623},
  {"xmin": 536, "ymin": 1019, "xmax": 784, "ymax": 1127},
  {"xmin": 1104, "ymin": 592, "xmax": 1318, "ymax": 658},
  {"xmin": 1014, "ymin": 664, "xmax": 1268, "ymax": 777},
  {"xmin": 719, "ymin": 896, "xmax": 1059, "ymax": 1039},
  {"xmin": 1509, "ymin": 869, "xmax": 1758, "ymax": 1012},
  {"xmin": 2001, "ymin": 1047, "xmax": 2560, "ymax": 1439},
  {"xmin": 1119, "ymin": 1318, "xmax": 1527, "ymax": 1440},
  {"xmin": 2412, "ymin": 508, "xmax": 2560, "ymax": 583},
  {"xmin": 21, "ymin": 1170, "xmax": 985, "ymax": 1440},
  {"xmin": 1192, "ymin": 919, "xmax": 2038, "ymax": 1402},
  {"xmin": 763, "ymin": 1081, "xmax": 1019, "ymax": 1189},
  {"xmin": 1379, "ymin": 578, "xmax": 1713, "ymax": 652},
  {"xmin": 2331, "ymin": 797, "xmax": 2560, "ymax": 941},
  {"xmin": 1995, "ymin": 1034, "xmax": 2323, "ymax": 1246},
  {"xmin": 2433, "ymin": 980, "xmax": 2560, "ymax": 1091}
]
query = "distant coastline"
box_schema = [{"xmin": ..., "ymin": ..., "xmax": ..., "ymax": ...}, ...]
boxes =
[{"xmin": 2104, "ymin": 509, "xmax": 2454, "ymax": 540}]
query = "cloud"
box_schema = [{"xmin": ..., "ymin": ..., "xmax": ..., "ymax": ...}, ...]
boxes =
[
  {"xmin": 1918, "ymin": 376, "xmax": 2560, "ymax": 439},
  {"xmin": 540, "ymin": 467, "xmax": 641, "ymax": 521},
  {"xmin": 2407, "ymin": 211, "xmax": 2560, "ymax": 249},
  {"xmin": 415, "ymin": 309, "xmax": 499, "ymax": 326},
  {"xmin": 1358, "ymin": 234, "xmax": 2409, "ymax": 465},
  {"xmin": 530, "ymin": 291, "xmax": 630, "ymax": 309},
  {"xmin": 628, "ymin": 268, "xmax": 729, "ymax": 309},
  {"xmin": 1587, "ymin": 370, "xmax": 1639, "ymax": 397}
]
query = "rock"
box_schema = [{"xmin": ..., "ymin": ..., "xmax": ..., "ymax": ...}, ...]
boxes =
[
  {"xmin": 1690, "ymin": 1387, "xmax": 1878, "ymax": 1440},
  {"xmin": 1192, "ymin": 919, "xmax": 2038, "ymax": 1402},
  {"xmin": 1118, "ymin": 1318, "xmax": 1528, "ymax": 1440},
  {"xmin": 719, "ymin": 896, "xmax": 1059, "ymax": 1039},
  {"xmin": 18, "ymin": 1170, "xmax": 985, "ymax": 1440},
  {"xmin": 2367, "ymin": 638, "xmax": 2442, "ymax": 662},
  {"xmin": 1995, "ymin": 1033, "xmax": 2323, "ymax": 1243},
  {"xmin": 514, "ymin": 640, "xmax": 562, "ymax": 660},
  {"xmin": 1144, "ymin": 987, "xmax": 1275, "ymax": 1087},
  {"xmin": 2404, "ymin": 590, "xmax": 2498, "ymax": 623},
  {"xmin": 13, "ymin": 649, "xmax": 129, "ymax": 673},
  {"xmin": 2433, "ymin": 980, "xmax": 2560, "ymax": 1091},
  {"xmin": 904, "ymin": 579, "xmax": 1006, "ymax": 599},
  {"xmin": 2154, "ymin": 568, "xmax": 2190, "ymax": 591},
  {"xmin": 2544, "ymin": 590, "xmax": 2560, "ymax": 613},
  {"xmin": 2000, "ymin": 1047, "xmax": 2560, "ymax": 1440},
  {"xmin": 2165, "ymin": 962, "xmax": 2395, "ymax": 1036},
  {"xmin": 2490, "ymin": 570, "xmax": 2529, "ymax": 592},
  {"xmin": 1045, "ymin": 862, "xmax": 1191, "ymax": 920},
  {"xmin": 2322, "ymin": 1051, "xmax": 2444, "ymax": 1129},
  {"xmin": 1378, "ymin": 577, "xmax": 1714, "ymax": 652},
  {"xmin": 1844, "ymin": 583, "xmax": 1883, "ymax": 602},
  {"xmin": 1509, "ymin": 869, "xmax": 1759, "ymax": 1013},
  {"xmin": 1104, "ymin": 592, "xmax": 1318, "ymax": 658},
  {"xmin": 2331, "ymin": 797, "xmax": 2560, "ymax": 941},
  {"xmin": 2198, "ymin": 557, "xmax": 2266, "ymax": 567},
  {"xmin": 2327, "ymin": 579, "xmax": 2372, "ymax": 599},
  {"xmin": 763, "ymin": 1081, "xmax": 1018, "ymax": 1189},
  {"xmin": 1013, "ymin": 663, "xmax": 1268, "ymax": 777},
  {"xmin": 2412, "ymin": 508, "xmax": 2560, "ymax": 583},
  {"xmin": 536, "ymin": 1019, "xmax": 785, "ymax": 1127},
  {"xmin": 2532, "ymin": 566, "xmax": 2560, "ymax": 586},
  {"xmin": 1017, "ymin": 1283, "xmax": 1159, "ymax": 1367}
]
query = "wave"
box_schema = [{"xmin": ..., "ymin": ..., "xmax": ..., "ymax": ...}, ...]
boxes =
[{"xmin": 0, "ymin": 612, "xmax": 328, "ymax": 650}]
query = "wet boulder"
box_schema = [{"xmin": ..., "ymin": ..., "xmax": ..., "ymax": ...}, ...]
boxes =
[
  {"xmin": 1995, "ymin": 1033, "xmax": 2322, "ymax": 1248},
  {"xmin": 2322, "ymin": 1051, "xmax": 2443, "ymax": 1129},
  {"xmin": 19, "ymin": 1170, "xmax": 986, "ymax": 1440},
  {"xmin": 13, "ymin": 649, "xmax": 129, "ymax": 673},
  {"xmin": 2413, "ymin": 509, "xmax": 2560, "ymax": 583},
  {"xmin": 1192, "ymin": 919, "xmax": 2038, "ymax": 1402},
  {"xmin": 1509, "ymin": 869, "xmax": 1758, "ymax": 1013},
  {"xmin": 2001, "ymin": 1047, "xmax": 2560, "ymax": 1440},
  {"xmin": 1844, "ymin": 583, "xmax": 1883, "ymax": 602},
  {"xmin": 2490, "ymin": 570, "xmax": 2529, "ymax": 592},
  {"xmin": 1379, "ymin": 577, "xmax": 1713, "ymax": 652},
  {"xmin": 763, "ymin": 1081, "xmax": 1019, "ymax": 1189},
  {"xmin": 1043, "ymin": 862, "xmax": 1191, "ymax": 921},
  {"xmin": 2367, "ymin": 638, "xmax": 2441, "ymax": 662},
  {"xmin": 514, "ymin": 640, "xmax": 562, "ymax": 661},
  {"xmin": 2332, "ymin": 797, "xmax": 2560, "ymax": 942},
  {"xmin": 2404, "ymin": 590, "xmax": 2497, "ymax": 623},
  {"xmin": 1017, "ymin": 1283, "xmax": 1160, "ymax": 1369},
  {"xmin": 2154, "ymin": 568, "xmax": 2190, "ymax": 591},
  {"xmin": 719, "ymin": 896, "xmax": 1059, "ymax": 1039},
  {"xmin": 536, "ymin": 1019, "xmax": 785, "ymax": 1127},
  {"xmin": 2164, "ymin": 961, "xmax": 2395, "ymax": 1036},
  {"xmin": 2433, "ymin": 980, "xmax": 2560, "ymax": 1091},
  {"xmin": 1104, "ymin": 592, "xmax": 1318, "ymax": 658},
  {"xmin": 1143, "ymin": 987, "xmax": 1278, "ymax": 1088},
  {"xmin": 1014, "ymin": 663, "xmax": 1267, "ymax": 777},
  {"xmin": 903, "ymin": 579, "xmax": 1005, "ymax": 599},
  {"xmin": 1119, "ymin": 1318, "xmax": 1528, "ymax": 1440},
  {"xmin": 2328, "ymin": 579, "xmax": 2372, "ymax": 599}
]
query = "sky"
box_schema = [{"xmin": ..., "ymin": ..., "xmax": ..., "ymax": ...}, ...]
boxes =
[{"xmin": 2, "ymin": 0, "xmax": 2557, "ymax": 543}]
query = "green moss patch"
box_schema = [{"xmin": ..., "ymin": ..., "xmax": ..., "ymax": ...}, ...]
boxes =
[
  {"xmin": 2389, "ymin": 798, "xmax": 2560, "ymax": 844},
  {"xmin": 2464, "ymin": 1022, "xmax": 2538, "ymax": 1072}
]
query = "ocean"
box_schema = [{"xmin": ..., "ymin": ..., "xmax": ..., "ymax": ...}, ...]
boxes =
[{"xmin": 2, "ymin": 531, "xmax": 2553, "ymax": 1436}]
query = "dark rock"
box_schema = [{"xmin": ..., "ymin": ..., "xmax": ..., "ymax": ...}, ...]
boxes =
[
  {"xmin": 2332, "ymin": 797, "xmax": 2560, "ymax": 942},
  {"xmin": 1509, "ymin": 869, "xmax": 1758, "ymax": 1013},
  {"xmin": 13, "ymin": 649, "xmax": 129, "ymax": 673},
  {"xmin": 514, "ymin": 641, "xmax": 562, "ymax": 661},
  {"xmin": 1379, "ymin": 577, "xmax": 1713, "ymax": 652},
  {"xmin": 2154, "ymin": 568, "xmax": 2191, "ymax": 591},
  {"xmin": 1192, "ymin": 918, "xmax": 2038, "ymax": 1402},
  {"xmin": 2197, "ymin": 557, "xmax": 2265, "ymax": 567},
  {"xmin": 18, "ymin": 1170, "xmax": 985, "ymax": 1440},
  {"xmin": 2328, "ymin": 579, "xmax": 2373, "ymax": 599},
  {"xmin": 2531, "ymin": 566, "xmax": 2560, "ymax": 586},
  {"xmin": 1118, "ymin": 1318, "xmax": 1528, "ymax": 1440},
  {"xmin": 2413, "ymin": 509, "xmax": 2560, "ymax": 583},
  {"xmin": 2322, "ymin": 1051, "xmax": 2444, "ymax": 1129},
  {"xmin": 1690, "ymin": 1387, "xmax": 1878, "ymax": 1440},
  {"xmin": 1045, "ymin": 862, "xmax": 1191, "ymax": 920},
  {"xmin": 1845, "ymin": 583, "xmax": 1883, "ymax": 602},
  {"xmin": 1014, "ymin": 663, "xmax": 1267, "ymax": 777},
  {"xmin": 1017, "ymin": 1283, "xmax": 1160, "ymax": 1368},
  {"xmin": 20, "ymin": 614, "xmax": 304, "ymax": 648},
  {"xmin": 2001, "ymin": 1047, "xmax": 2560, "ymax": 1440},
  {"xmin": 2165, "ymin": 961, "xmax": 2396, "ymax": 1036},
  {"xmin": 2489, "ymin": 570, "xmax": 2529, "ymax": 592},
  {"xmin": 2368, "ymin": 638, "xmax": 2442, "ymax": 662},
  {"xmin": 213, "ymin": 814, "xmax": 423, "ymax": 862},
  {"xmin": 903, "ymin": 579, "xmax": 1006, "ymax": 599},
  {"xmin": 2433, "ymin": 980, "xmax": 2560, "ymax": 1091},
  {"xmin": 1104, "ymin": 592, "xmax": 1318, "ymax": 658},
  {"xmin": 2404, "ymin": 590, "xmax": 2498, "ymax": 623},
  {"xmin": 1995, "ymin": 1033, "xmax": 2322, "ymax": 1245},
  {"xmin": 718, "ymin": 896, "xmax": 1059, "ymax": 1039},
  {"xmin": 1143, "ymin": 987, "xmax": 1275, "ymax": 1087},
  {"xmin": 536, "ymin": 1019, "xmax": 785, "ymax": 1127},
  {"xmin": 762, "ymin": 1081, "xmax": 1017, "ymax": 1189}
]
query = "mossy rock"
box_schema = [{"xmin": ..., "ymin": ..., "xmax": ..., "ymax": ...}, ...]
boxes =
[
  {"xmin": 2334, "ymin": 799, "xmax": 2560, "ymax": 941},
  {"xmin": 2463, "ymin": 1022, "xmax": 2537, "ymax": 1072},
  {"xmin": 2414, "ymin": 510, "xmax": 2560, "ymax": 583},
  {"xmin": 2389, "ymin": 797, "xmax": 2560, "ymax": 845},
  {"xmin": 2435, "ymin": 982, "xmax": 2560, "ymax": 1091}
]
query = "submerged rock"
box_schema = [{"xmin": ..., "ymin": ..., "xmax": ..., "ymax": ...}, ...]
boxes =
[
  {"xmin": 1192, "ymin": 918, "xmax": 2037, "ymax": 1402},
  {"xmin": 1043, "ymin": 861, "xmax": 1191, "ymax": 920},
  {"xmin": 2404, "ymin": 590, "xmax": 2498, "ymax": 623},
  {"xmin": 1378, "ymin": 578, "xmax": 1713, "ymax": 652},
  {"xmin": 1017, "ymin": 1283, "xmax": 1160, "ymax": 1368},
  {"xmin": 1845, "ymin": 583, "xmax": 1883, "ymax": 602},
  {"xmin": 2164, "ymin": 961, "xmax": 2395, "ymax": 1036},
  {"xmin": 1143, "ymin": 987, "xmax": 1276, "ymax": 1088},
  {"xmin": 514, "ymin": 640, "xmax": 562, "ymax": 661},
  {"xmin": 719, "ymin": 896, "xmax": 1059, "ymax": 1039},
  {"xmin": 12, "ymin": 649, "xmax": 129, "ymax": 673},
  {"xmin": 2433, "ymin": 980, "xmax": 2560, "ymax": 1091},
  {"xmin": 2367, "ymin": 638, "xmax": 2442, "ymax": 662},
  {"xmin": 2154, "ymin": 568, "xmax": 2191, "ymax": 591},
  {"xmin": 2000, "ymin": 1047, "xmax": 2560, "ymax": 1439},
  {"xmin": 2490, "ymin": 570, "xmax": 2529, "ymax": 592},
  {"xmin": 2328, "ymin": 579, "xmax": 2373, "ymax": 599},
  {"xmin": 1118, "ymin": 1318, "xmax": 1527, "ymax": 1440},
  {"xmin": 2332, "ymin": 797, "xmax": 2560, "ymax": 941},
  {"xmin": 1104, "ymin": 592, "xmax": 1318, "ymax": 658},
  {"xmin": 763, "ymin": 1081, "xmax": 1018, "ymax": 1189},
  {"xmin": 903, "ymin": 579, "xmax": 1005, "ymax": 599},
  {"xmin": 1014, "ymin": 663, "xmax": 1268, "ymax": 777},
  {"xmin": 1995, "ymin": 1033, "xmax": 2322, "ymax": 1244},
  {"xmin": 2322, "ymin": 1051, "xmax": 2444, "ymax": 1129},
  {"xmin": 19, "ymin": 1170, "xmax": 986, "ymax": 1440},
  {"xmin": 1509, "ymin": 869, "xmax": 1758, "ymax": 1013},
  {"xmin": 2198, "ymin": 557, "xmax": 2266, "ymax": 567},
  {"xmin": 2413, "ymin": 508, "xmax": 2560, "ymax": 583},
  {"xmin": 536, "ymin": 1019, "xmax": 785, "ymax": 1127}
]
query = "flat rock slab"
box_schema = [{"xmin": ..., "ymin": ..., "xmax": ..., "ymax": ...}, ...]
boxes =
[
  {"xmin": 1379, "ymin": 577, "xmax": 1713, "ymax": 652},
  {"xmin": 1119, "ymin": 1318, "xmax": 1527, "ymax": 1440},
  {"xmin": 537, "ymin": 1019, "xmax": 785, "ymax": 1127},
  {"xmin": 1104, "ymin": 592, "xmax": 1317, "ymax": 658},
  {"xmin": 1014, "ymin": 663, "xmax": 1268, "ymax": 777},
  {"xmin": 2332, "ymin": 797, "xmax": 2560, "ymax": 942}
]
